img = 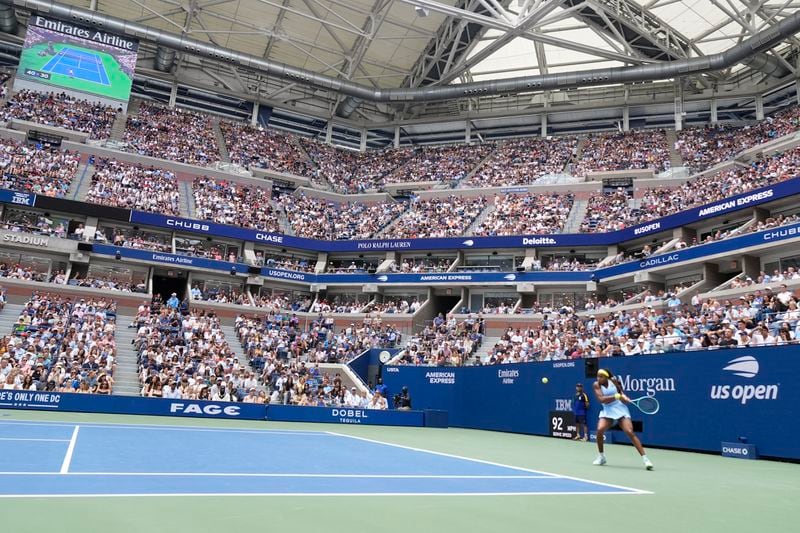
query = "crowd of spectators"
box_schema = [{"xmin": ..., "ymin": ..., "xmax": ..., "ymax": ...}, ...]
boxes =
[
  {"xmin": 363, "ymin": 297, "xmax": 423, "ymax": 315},
  {"xmin": 677, "ymin": 105, "xmax": 800, "ymax": 173},
  {"xmin": 0, "ymin": 139, "xmax": 80, "ymax": 198},
  {"xmin": 395, "ymin": 313, "xmax": 484, "ymax": 366},
  {"xmin": 573, "ymin": 129, "xmax": 670, "ymax": 176},
  {"xmin": 0, "ymin": 261, "xmax": 52, "ymax": 283},
  {"xmin": 190, "ymin": 284, "xmax": 249, "ymax": 305},
  {"xmin": 578, "ymin": 146, "xmax": 800, "ymax": 233},
  {"xmin": 94, "ymin": 226, "xmax": 172, "ymax": 253},
  {"xmin": 297, "ymin": 138, "xmax": 377, "ymax": 193},
  {"xmin": 256, "ymin": 252, "xmax": 315, "ymax": 272},
  {"xmin": 279, "ymin": 194, "xmax": 406, "ymax": 240},
  {"xmin": 124, "ymin": 103, "xmax": 219, "ymax": 165},
  {"xmin": 237, "ymin": 313, "xmax": 399, "ymax": 371},
  {"xmin": 388, "ymin": 195, "xmax": 487, "ymax": 239},
  {"xmin": 389, "ymin": 257, "xmax": 453, "ymax": 273},
  {"xmin": 309, "ymin": 296, "xmax": 366, "ymax": 314},
  {"xmin": 86, "ymin": 159, "xmax": 181, "ymax": 215},
  {"xmin": 637, "ymin": 147, "xmax": 800, "ymax": 223},
  {"xmin": 0, "ymin": 90, "xmax": 117, "ymax": 139},
  {"xmin": 465, "ymin": 137, "xmax": 576, "ymax": 187},
  {"xmin": 248, "ymin": 293, "xmax": 313, "ymax": 313},
  {"xmin": 1, "ymin": 209, "xmax": 71, "ymax": 238},
  {"xmin": 193, "ymin": 177, "xmax": 281, "ymax": 232},
  {"xmin": 475, "ymin": 193, "xmax": 574, "ymax": 236},
  {"xmin": 67, "ymin": 273, "xmax": 146, "ymax": 293},
  {"xmin": 383, "ymin": 144, "xmax": 493, "ymax": 186},
  {"xmin": 0, "ymin": 293, "xmax": 116, "ymax": 394},
  {"xmin": 481, "ymin": 286, "xmax": 800, "ymax": 364},
  {"xmin": 234, "ymin": 313, "xmax": 398, "ymax": 407},
  {"xmin": 221, "ymin": 121, "xmax": 316, "ymax": 177},
  {"xmin": 135, "ymin": 306, "xmax": 247, "ymax": 400},
  {"xmin": 532, "ymin": 257, "xmax": 596, "ymax": 271},
  {"xmin": 580, "ymin": 189, "xmax": 637, "ymax": 233}
]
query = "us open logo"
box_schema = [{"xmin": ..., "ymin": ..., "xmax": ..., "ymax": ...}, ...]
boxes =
[{"xmin": 710, "ymin": 356, "xmax": 779, "ymax": 405}]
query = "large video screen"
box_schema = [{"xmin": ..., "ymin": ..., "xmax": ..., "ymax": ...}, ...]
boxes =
[{"xmin": 16, "ymin": 15, "xmax": 138, "ymax": 104}]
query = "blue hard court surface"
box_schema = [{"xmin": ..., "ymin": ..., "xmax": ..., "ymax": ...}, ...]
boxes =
[
  {"xmin": 0, "ymin": 420, "xmax": 648, "ymax": 497},
  {"xmin": 40, "ymin": 47, "xmax": 110, "ymax": 86}
]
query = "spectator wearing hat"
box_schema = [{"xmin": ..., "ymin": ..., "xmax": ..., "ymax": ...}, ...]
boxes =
[{"xmin": 573, "ymin": 383, "xmax": 590, "ymax": 441}]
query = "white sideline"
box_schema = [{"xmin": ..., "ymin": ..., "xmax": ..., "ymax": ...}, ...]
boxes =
[{"xmin": 59, "ymin": 426, "xmax": 80, "ymax": 474}]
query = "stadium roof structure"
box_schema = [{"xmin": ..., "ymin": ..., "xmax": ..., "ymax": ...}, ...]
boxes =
[{"xmin": 0, "ymin": 0, "xmax": 799, "ymax": 145}]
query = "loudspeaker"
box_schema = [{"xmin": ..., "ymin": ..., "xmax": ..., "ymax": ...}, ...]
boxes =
[
  {"xmin": 77, "ymin": 242, "xmax": 93, "ymax": 252},
  {"xmin": 585, "ymin": 358, "xmax": 598, "ymax": 378},
  {"xmin": 248, "ymin": 266, "xmax": 261, "ymax": 275},
  {"xmin": 516, "ymin": 266, "xmax": 525, "ymax": 272},
  {"xmin": 367, "ymin": 268, "xmax": 377, "ymax": 274}
]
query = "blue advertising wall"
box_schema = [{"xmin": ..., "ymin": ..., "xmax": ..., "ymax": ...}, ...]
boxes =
[
  {"xmin": 125, "ymin": 179, "xmax": 800, "ymax": 253},
  {"xmin": 87, "ymin": 220, "xmax": 800, "ymax": 283},
  {"xmin": 382, "ymin": 347, "xmax": 798, "ymax": 459},
  {"xmin": 3, "ymin": 178, "xmax": 799, "ymax": 256},
  {"xmin": 0, "ymin": 391, "xmax": 266, "ymax": 420},
  {"xmin": 266, "ymin": 404, "xmax": 424, "ymax": 426},
  {"xmin": 0, "ymin": 390, "xmax": 427, "ymax": 427}
]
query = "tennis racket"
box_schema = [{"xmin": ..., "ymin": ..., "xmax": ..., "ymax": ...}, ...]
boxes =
[{"xmin": 627, "ymin": 395, "xmax": 660, "ymax": 415}]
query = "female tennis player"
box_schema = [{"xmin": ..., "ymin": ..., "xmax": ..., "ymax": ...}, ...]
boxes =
[{"xmin": 592, "ymin": 368, "xmax": 654, "ymax": 470}]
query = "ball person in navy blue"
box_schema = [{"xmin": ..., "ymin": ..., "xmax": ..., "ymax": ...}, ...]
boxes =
[{"xmin": 572, "ymin": 382, "xmax": 590, "ymax": 441}]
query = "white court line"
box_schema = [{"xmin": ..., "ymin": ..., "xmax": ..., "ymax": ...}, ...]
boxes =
[
  {"xmin": 0, "ymin": 491, "xmax": 648, "ymax": 499},
  {"xmin": 59, "ymin": 426, "xmax": 80, "ymax": 474},
  {"xmin": 0, "ymin": 404, "xmax": 59, "ymax": 409},
  {"xmin": 326, "ymin": 431, "xmax": 652, "ymax": 495},
  {"xmin": 0, "ymin": 420, "xmax": 326, "ymax": 437},
  {"xmin": 0, "ymin": 404, "xmax": 57, "ymax": 409},
  {"xmin": 0, "ymin": 472, "xmax": 551, "ymax": 479},
  {"xmin": 0, "ymin": 438, "xmax": 70, "ymax": 442}
]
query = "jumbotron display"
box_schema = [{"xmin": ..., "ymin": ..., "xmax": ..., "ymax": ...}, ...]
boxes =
[{"xmin": 16, "ymin": 15, "xmax": 137, "ymax": 104}]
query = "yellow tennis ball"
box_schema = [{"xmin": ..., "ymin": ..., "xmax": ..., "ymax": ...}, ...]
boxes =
[{"xmin": 541, "ymin": 377, "xmax": 549, "ymax": 384}]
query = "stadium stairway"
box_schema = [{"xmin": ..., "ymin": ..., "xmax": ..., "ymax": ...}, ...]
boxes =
[
  {"xmin": 181, "ymin": 181, "xmax": 196, "ymax": 218},
  {"xmin": 561, "ymin": 199, "xmax": 588, "ymax": 233},
  {"xmin": 211, "ymin": 119, "xmax": 231, "ymax": 163},
  {"xmin": 666, "ymin": 129, "xmax": 684, "ymax": 169},
  {"xmin": 0, "ymin": 303, "xmax": 25, "ymax": 335},
  {"xmin": 219, "ymin": 323, "xmax": 255, "ymax": 371},
  {"xmin": 69, "ymin": 163, "xmax": 95, "ymax": 201},
  {"xmin": 374, "ymin": 208, "xmax": 408, "ymax": 238},
  {"xmin": 112, "ymin": 315, "xmax": 143, "ymax": 396},
  {"xmin": 469, "ymin": 335, "xmax": 500, "ymax": 365},
  {"xmin": 276, "ymin": 201, "xmax": 294, "ymax": 236},
  {"xmin": 109, "ymin": 111, "xmax": 128, "ymax": 142},
  {"xmin": 448, "ymin": 149, "xmax": 496, "ymax": 189},
  {"xmin": 571, "ymin": 137, "xmax": 587, "ymax": 167},
  {"xmin": 465, "ymin": 202, "xmax": 496, "ymax": 234}
]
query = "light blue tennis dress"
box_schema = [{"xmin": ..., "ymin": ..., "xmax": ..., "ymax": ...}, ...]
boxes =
[{"xmin": 599, "ymin": 382, "xmax": 631, "ymax": 420}]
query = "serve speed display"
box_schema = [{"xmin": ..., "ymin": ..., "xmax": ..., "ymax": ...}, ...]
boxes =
[{"xmin": 549, "ymin": 410, "xmax": 577, "ymax": 439}]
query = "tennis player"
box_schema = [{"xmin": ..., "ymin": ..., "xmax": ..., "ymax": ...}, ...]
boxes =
[{"xmin": 592, "ymin": 368, "xmax": 654, "ymax": 470}]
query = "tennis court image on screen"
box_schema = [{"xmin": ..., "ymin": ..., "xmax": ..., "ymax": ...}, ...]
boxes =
[{"xmin": 17, "ymin": 16, "xmax": 138, "ymax": 102}]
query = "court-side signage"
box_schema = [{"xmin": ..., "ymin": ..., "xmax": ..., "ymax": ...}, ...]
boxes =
[
  {"xmin": 92, "ymin": 222, "xmax": 800, "ymax": 285},
  {"xmin": 0, "ymin": 189, "xmax": 35, "ymax": 207},
  {"xmin": 381, "ymin": 347, "xmax": 799, "ymax": 460},
  {"xmin": 721, "ymin": 442, "xmax": 759, "ymax": 460},
  {"xmin": 1, "ymin": 178, "xmax": 799, "ymax": 256},
  {"xmin": 266, "ymin": 404, "xmax": 425, "ymax": 427},
  {"xmin": 0, "ymin": 391, "xmax": 266, "ymax": 420},
  {"xmin": 125, "ymin": 179, "xmax": 800, "ymax": 253},
  {"xmin": 92, "ymin": 244, "xmax": 251, "ymax": 274}
]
